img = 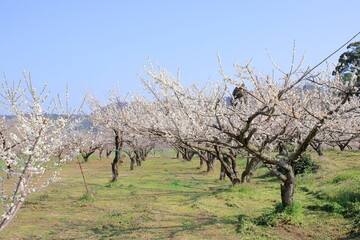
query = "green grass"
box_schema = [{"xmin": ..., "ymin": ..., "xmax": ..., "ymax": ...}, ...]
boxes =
[{"xmin": 0, "ymin": 149, "xmax": 359, "ymax": 239}]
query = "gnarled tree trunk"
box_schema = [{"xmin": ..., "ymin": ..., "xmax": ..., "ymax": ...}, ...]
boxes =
[
  {"xmin": 280, "ymin": 167, "xmax": 296, "ymax": 206},
  {"xmin": 111, "ymin": 129, "xmax": 122, "ymax": 182},
  {"xmin": 241, "ymin": 154, "xmax": 263, "ymax": 183},
  {"xmin": 219, "ymin": 165, "xmax": 226, "ymax": 180},
  {"xmin": 215, "ymin": 147, "xmax": 240, "ymax": 185},
  {"xmin": 106, "ymin": 149, "xmax": 112, "ymax": 158},
  {"xmin": 135, "ymin": 151, "xmax": 141, "ymax": 167},
  {"xmin": 198, "ymin": 151, "xmax": 215, "ymax": 173},
  {"xmin": 81, "ymin": 150, "xmax": 96, "ymax": 162},
  {"xmin": 130, "ymin": 156, "xmax": 136, "ymax": 170},
  {"xmin": 197, "ymin": 157, "xmax": 204, "ymax": 170}
]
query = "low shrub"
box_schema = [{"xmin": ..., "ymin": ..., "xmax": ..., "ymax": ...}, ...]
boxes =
[
  {"xmin": 254, "ymin": 202, "xmax": 304, "ymax": 227},
  {"xmin": 345, "ymin": 202, "xmax": 360, "ymax": 234},
  {"xmin": 277, "ymin": 144, "xmax": 320, "ymax": 175},
  {"xmin": 236, "ymin": 214, "xmax": 257, "ymax": 234},
  {"xmin": 78, "ymin": 192, "xmax": 95, "ymax": 204},
  {"xmin": 293, "ymin": 153, "xmax": 320, "ymax": 175}
]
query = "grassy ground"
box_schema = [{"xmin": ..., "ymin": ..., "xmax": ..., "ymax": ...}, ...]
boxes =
[{"xmin": 0, "ymin": 149, "xmax": 359, "ymax": 239}]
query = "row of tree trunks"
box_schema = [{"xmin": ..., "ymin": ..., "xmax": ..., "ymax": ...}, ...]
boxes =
[
  {"xmin": 214, "ymin": 147, "xmax": 241, "ymax": 185},
  {"xmin": 192, "ymin": 146, "xmax": 264, "ymax": 185},
  {"xmin": 125, "ymin": 145, "xmax": 154, "ymax": 170},
  {"xmin": 174, "ymin": 145, "xmax": 196, "ymax": 161},
  {"xmin": 336, "ymin": 140, "xmax": 353, "ymax": 151},
  {"xmin": 197, "ymin": 151, "xmax": 216, "ymax": 173}
]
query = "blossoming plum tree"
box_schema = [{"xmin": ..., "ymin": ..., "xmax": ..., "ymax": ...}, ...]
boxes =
[
  {"xmin": 0, "ymin": 74, "xmax": 81, "ymax": 231},
  {"xmin": 87, "ymin": 89, "xmax": 130, "ymax": 181}
]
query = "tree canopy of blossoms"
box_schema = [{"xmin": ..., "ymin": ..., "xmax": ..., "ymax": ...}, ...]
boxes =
[
  {"xmin": 130, "ymin": 59, "xmax": 360, "ymax": 206},
  {"xmin": 0, "ymin": 74, "xmax": 82, "ymax": 231}
]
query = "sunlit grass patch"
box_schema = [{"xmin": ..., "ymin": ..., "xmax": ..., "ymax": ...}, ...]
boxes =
[{"xmin": 331, "ymin": 169, "xmax": 360, "ymax": 183}]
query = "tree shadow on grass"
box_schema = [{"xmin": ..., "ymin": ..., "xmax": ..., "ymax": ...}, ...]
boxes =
[
  {"xmin": 254, "ymin": 171, "xmax": 279, "ymax": 183},
  {"xmin": 89, "ymin": 212, "xmax": 239, "ymax": 239}
]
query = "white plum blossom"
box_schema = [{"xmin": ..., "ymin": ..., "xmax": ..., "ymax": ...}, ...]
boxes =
[{"xmin": 0, "ymin": 74, "xmax": 82, "ymax": 232}]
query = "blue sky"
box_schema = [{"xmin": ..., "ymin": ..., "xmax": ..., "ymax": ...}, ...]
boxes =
[{"xmin": 0, "ymin": 1, "xmax": 359, "ymax": 111}]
